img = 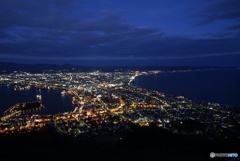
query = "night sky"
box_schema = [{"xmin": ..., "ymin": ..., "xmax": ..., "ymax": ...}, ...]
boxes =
[{"xmin": 0, "ymin": 0, "xmax": 240, "ymax": 66}]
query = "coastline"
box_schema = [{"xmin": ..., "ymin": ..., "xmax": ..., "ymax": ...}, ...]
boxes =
[
  {"xmin": 132, "ymin": 68, "xmax": 240, "ymax": 108},
  {"xmin": 0, "ymin": 85, "xmax": 73, "ymax": 115}
]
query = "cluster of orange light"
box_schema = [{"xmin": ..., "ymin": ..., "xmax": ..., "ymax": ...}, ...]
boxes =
[
  {"xmin": 139, "ymin": 123, "xmax": 150, "ymax": 126},
  {"xmin": 137, "ymin": 105, "xmax": 156, "ymax": 108}
]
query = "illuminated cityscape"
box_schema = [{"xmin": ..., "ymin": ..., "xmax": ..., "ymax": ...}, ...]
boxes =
[
  {"xmin": 1, "ymin": 69, "xmax": 239, "ymax": 139},
  {"xmin": 0, "ymin": 0, "xmax": 240, "ymax": 159}
]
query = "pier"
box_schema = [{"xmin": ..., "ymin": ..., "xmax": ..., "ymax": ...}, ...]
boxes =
[{"xmin": 1, "ymin": 101, "xmax": 45, "ymax": 121}]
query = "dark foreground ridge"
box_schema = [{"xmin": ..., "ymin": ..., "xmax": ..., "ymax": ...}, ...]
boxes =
[{"xmin": 1, "ymin": 124, "xmax": 239, "ymax": 161}]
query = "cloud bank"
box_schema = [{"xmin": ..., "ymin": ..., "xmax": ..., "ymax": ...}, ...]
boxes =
[{"xmin": 0, "ymin": 0, "xmax": 239, "ymax": 64}]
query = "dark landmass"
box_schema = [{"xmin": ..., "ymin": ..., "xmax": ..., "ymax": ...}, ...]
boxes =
[
  {"xmin": 1, "ymin": 125, "xmax": 239, "ymax": 161},
  {"xmin": 0, "ymin": 61, "xmax": 238, "ymax": 73}
]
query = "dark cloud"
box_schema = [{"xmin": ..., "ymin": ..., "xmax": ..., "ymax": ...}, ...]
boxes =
[
  {"xmin": 0, "ymin": 0, "xmax": 239, "ymax": 62},
  {"xmin": 0, "ymin": 30, "xmax": 11, "ymax": 39},
  {"xmin": 225, "ymin": 23, "xmax": 240, "ymax": 30},
  {"xmin": 193, "ymin": 0, "xmax": 240, "ymax": 26},
  {"xmin": 201, "ymin": 31, "xmax": 240, "ymax": 38},
  {"xmin": 75, "ymin": 10, "xmax": 135, "ymax": 33}
]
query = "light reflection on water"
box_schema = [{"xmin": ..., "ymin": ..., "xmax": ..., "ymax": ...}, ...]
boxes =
[{"xmin": 0, "ymin": 85, "xmax": 74, "ymax": 115}]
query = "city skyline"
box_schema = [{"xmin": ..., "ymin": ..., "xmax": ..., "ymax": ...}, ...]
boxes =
[{"xmin": 0, "ymin": 0, "xmax": 240, "ymax": 66}]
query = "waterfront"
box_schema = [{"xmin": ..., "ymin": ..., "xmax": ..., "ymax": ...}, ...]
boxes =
[
  {"xmin": 0, "ymin": 69, "xmax": 239, "ymax": 154},
  {"xmin": 0, "ymin": 85, "xmax": 74, "ymax": 114},
  {"xmin": 135, "ymin": 69, "xmax": 240, "ymax": 107}
]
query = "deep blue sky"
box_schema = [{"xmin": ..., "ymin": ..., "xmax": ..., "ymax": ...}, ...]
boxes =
[{"xmin": 0, "ymin": 0, "xmax": 240, "ymax": 66}]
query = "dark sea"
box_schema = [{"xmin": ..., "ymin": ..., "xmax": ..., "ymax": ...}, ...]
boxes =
[
  {"xmin": 0, "ymin": 86, "xmax": 74, "ymax": 115},
  {"xmin": 1, "ymin": 69, "xmax": 239, "ymax": 115},
  {"xmin": 135, "ymin": 69, "xmax": 240, "ymax": 107}
]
